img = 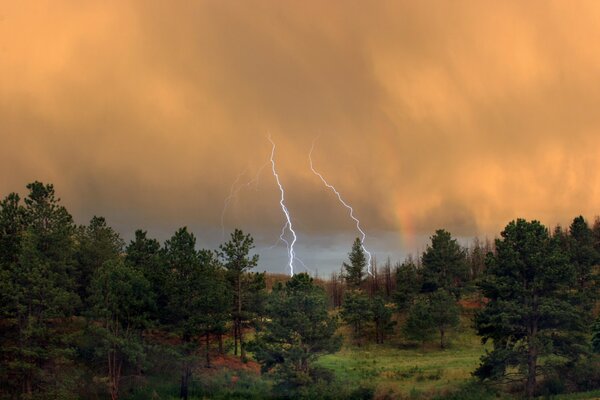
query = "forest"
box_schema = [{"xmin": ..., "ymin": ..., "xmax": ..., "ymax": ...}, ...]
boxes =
[{"xmin": 2, "ymin": 181, "xmax": 600, "ymax": 400}]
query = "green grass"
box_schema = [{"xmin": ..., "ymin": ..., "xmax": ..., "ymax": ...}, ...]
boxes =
[
  {"xmin": 552, "ymin": 390, "xmax": 600, "ymax": 399},
  {"xmin": 317, "ymin": 317, "xmax": 487, "ymax": 398}
]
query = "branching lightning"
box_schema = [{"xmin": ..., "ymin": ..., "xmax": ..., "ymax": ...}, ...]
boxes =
[
  {"xmin": 268, "ymin": 136, "xmax": 297, "ymax": 276},
  {"xmin": 309, "ymin": 139, "xmax": 373, "ymax": 275},
  {"xmin": 220, "ymin": 162, "xmax": 269, "ymax": 239}
]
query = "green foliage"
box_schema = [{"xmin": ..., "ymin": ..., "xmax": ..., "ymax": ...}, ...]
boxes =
[
  {"xmin": 0, "ymin": 182, "xmax": 81, "ymax": 397},
  {"xmin": 567, "ymin": 216, "xmax": 600, "ymax": 315},
  {"xmin": 428, "ymin": 290, "xmax": 460, "ymax": 349},
  {"xmin": 593, "ymin": 317, "xmax": 600, "ymax": 354},
  {"xmin": 163, "ymin": 227, "xmax": 231, "ymax": 398},
  {"xmin": 394, "ymin": 257, "xmax": 421, "ymax": 311},
  {"xmin": 219, "ymin": 229, "xmax": 260, "ymax": 358},
  {"xmin": 371, "ymin": 295, "xmax": 395, "ymax": 344},
  {"xmin": 88, "ymin": 258, "xmax": 153, "ymax": 399},
  {"xmin": 341, "ymin": 290, "xmax": 373, "ymax": 342},
  {"xmin": 252, "ymin": 273, "xmax": 342, "ymax": 394},
  {"xmin": 474, "ymin": 218, "xmax": 588, "ymax": 398},
  {"xmin": 125, "ymin": 229, "xmax": 166, "ymax": 322},
  {"xmin": 422, "ymin": 229, "xmax": 468, "ymax": 298},
  {"xmin": 75, "ymin": 216, "xmax": 124, "ymax": 307},
  {"xmin": 403, "ymin": 297, "xmax": 436, "ymax": 345},
  {"xmin": 403, "ymin": 291, "xmax": 459, "ymax": 349},
  {"xmin": 344, "ymin": 237, "xmax": 367, "ymax": 289}
]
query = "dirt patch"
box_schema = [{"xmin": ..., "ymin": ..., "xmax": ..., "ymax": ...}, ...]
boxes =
[{"xmin": 206, "ymin": 355, "xmax": 260, "ymax": 374}]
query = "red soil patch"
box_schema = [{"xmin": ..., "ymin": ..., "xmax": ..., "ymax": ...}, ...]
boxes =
[
  {"xmin": 458, "ymin": 297, "xmax": 487, "ymax": 309},
  {"xmin": 208, "ymin": 355, "xmax": 260, "ymax": 374}
]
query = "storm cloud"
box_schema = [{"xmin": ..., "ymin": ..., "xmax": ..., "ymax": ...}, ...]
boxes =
[{"xmin": 2, "ymin": 1, "xmax": 600, "ymax": 272}]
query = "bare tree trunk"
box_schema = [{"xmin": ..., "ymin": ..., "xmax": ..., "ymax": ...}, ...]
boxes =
[
  {"xmin": 205, "ymin": 332, "xmax": 211, "ymax": 368},
  {"xmin": 237, "ymin": 276, "xmax": 245, "ymax": 359},
  {"xmin": 179, "ymin": 363, "xmax": 191, "ymax": 400},
  {"xmin": 440, "ymin": 328, "xmax": 446, "ymax": 349},
  {"xmin": 233, "ymin": 323, "xmax": 238, "ymax": 356}
]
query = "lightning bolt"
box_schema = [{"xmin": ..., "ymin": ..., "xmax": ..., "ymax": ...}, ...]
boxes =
[
  {"xmin": 220, "ymin": 162, "xmax": 270, "ymax": 240},
  {"xmin": 309, "ymin": 139, "xmax": 373, "ymax": 275},
  {"xmin": 268, "ymin": 136, "xmax": 297, "ymax": 276}
]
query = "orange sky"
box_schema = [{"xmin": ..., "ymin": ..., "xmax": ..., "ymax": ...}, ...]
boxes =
[{"xmin": 2, "ymin": 1, "xmax": 600, "ymax": 271}]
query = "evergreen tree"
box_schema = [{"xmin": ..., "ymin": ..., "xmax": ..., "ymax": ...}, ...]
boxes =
[
  {"xmin": 340, "ymin": 290, "xmax": 372, "ymax": 344},
  {"xmin": 403, "ymin": 298, "xmax": 435, "ymax": 348},
  {"xmin": 75, "ymin": 216, "xmax": 124, "ymax": 306},
  {"xmin": 343, "ymin": 237, "xmax": 367, "ymax": 289},
  {"xmin": 162, "ymin": 227, "xmax": 200, "ymax": 400},
  {"xmin": 0, "ymin": 182, "xmax": 80, "ymax": 397},
  {"xmin": 428, "ymin": 290, "xmax": 460, "ymax": 349},
  {"xmin": 474, "ymin": 219, "xmax": 588, "ymax": 398},
  {"xmin": 394, "ymin": 257, "xmax": 421, "ymax": 312},
  {"xmin": 422, "ymin": 229, "xmax": 468, "ymax": 298},
  {"xmin": 125, "ymin": 230, "xmax": 166, "ymax": 322},
  {"xmin": 252, "ymin": 273, "xmax": 341, "ymax": 394},
  {"xmin": 88, "ymin": 259, "xmax": 153, "ymax": 400},
  {"xmin": 371, "ymin": 295, "xmax": 394, "ymax": 344},
  {"xmin": 402, "ymin": 291, "xmax": 459, "ymax": 349},
  {"xmin": 568, "ymin": 216, "xmax": 600, "ymax": 314},
  {"xmin": 218, "ymin": 229, "xmax": 259, "ymax": 359}
]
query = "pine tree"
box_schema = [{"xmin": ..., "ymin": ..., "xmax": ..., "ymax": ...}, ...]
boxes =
[
  {"xmin": 125, "ymin": 230, "xmax": 166, "ymax": 322},
  {"xmin": 422, "ymin": 229, "xmax": 468, "ymax": 298},
  {"xmin": 428, "ymin": 290, "xmax": 460, "ymax": 349},
  {"xmin": 252, "ymin": 273, "xmax": 341, "ymax": 394},
  {"xmin": 474, "ymin": 219, "xmax": 588, "ymax": 398},
  {"xmin": 0, "ymin": 182, "xmax": 80, "ymax": 397},
  {"xmin": 340, "ymin": 290, "xmax": 372, "ymax": 344},
  {"xmin": 218, "ymin": 229, "xmax": 259, "ymax": 359},
  {"xmin": 343, "ymin": 237, "xmax": 367, "ymax": 289},
  {"xmin": 403, "ymin": 298, "xmax": 435, "ymax": 348},
  {"xmin": 394, "ymin": 257, "xmax": 421, "ymax": 312},
  {"xmin": 371, "ymin": 295, "xmax": 395, "ymax": 344},
  {"xmin": 75, "ymin": 216, "xmax": 124, "ymax": 307},
  {"xmin": 88, "ymin": 259, "xmax": 153, "ymax": 400}
]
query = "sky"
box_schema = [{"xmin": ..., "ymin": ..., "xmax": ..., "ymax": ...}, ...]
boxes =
[{"xmin": 2, "ymin": 1, "xmax": 600, "ymax": 275}]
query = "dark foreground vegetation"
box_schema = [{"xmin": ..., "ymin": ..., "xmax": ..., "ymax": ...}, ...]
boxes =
[{"xmin": 2, "ymin": 182, "xmax": 600, "ymax": 399}]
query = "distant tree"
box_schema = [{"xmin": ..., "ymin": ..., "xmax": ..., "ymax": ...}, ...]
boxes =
[
  {"xmin": 88, "ymin": 259, "xmax": 153, "ymax": 400},
  {"xmin": 403, "ymin": 298, "xmax": 435, "ymax": 348},
  {"xmin": 75, "ymin": 216, "xmax": 124, "ymax": 306},
  {"xmin": 343, "ymin": 237, "xmax": 367, "ymax": 289},
  {"xmin": 252, "ymin": 273, "xmax": 341, "ymax": 394},
  {"xmin": 474, "ymin": 219, "xmax": 587, "ymax": 399},
  {"xmin": 422, "ymin": 229, "xmax": 468, "ymax": 298},
  {"xmin": 327, "ymin": 269, "xmax": 344, "ymax": 308},
  {"xmin": 381, "ymin": 258, "xmax": 396, "ymax": 299},
  {"xmin": 394, "ymin": 257, "xmax": 421, "ymax": 312},
  {"xmin": 467, "ymin": 237, "xmax": 492, "ymax": 280},
  {"xmin": 428, "ymin": 290, "xmax": 460, "ymax": 349},
  {"xmin": 340, "ymin": 290, "xmax": 372, "ymax": 344},
  {"xmin": 218, "ymin": 229, "xmax": 259, "ymax": 359},
  {"xmin": 371, "ymin": 295, "xmax": 395, "ymax": 344}
]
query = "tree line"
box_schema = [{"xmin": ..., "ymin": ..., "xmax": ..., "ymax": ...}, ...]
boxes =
[{"xmin": 2, "ymin": 181, "xmax": 600, "ymax": 399}]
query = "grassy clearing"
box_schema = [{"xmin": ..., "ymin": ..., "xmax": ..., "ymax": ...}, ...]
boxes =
[{"xmin": 317, "ymin": 316, "xmax": 487, "ymax": 398}]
